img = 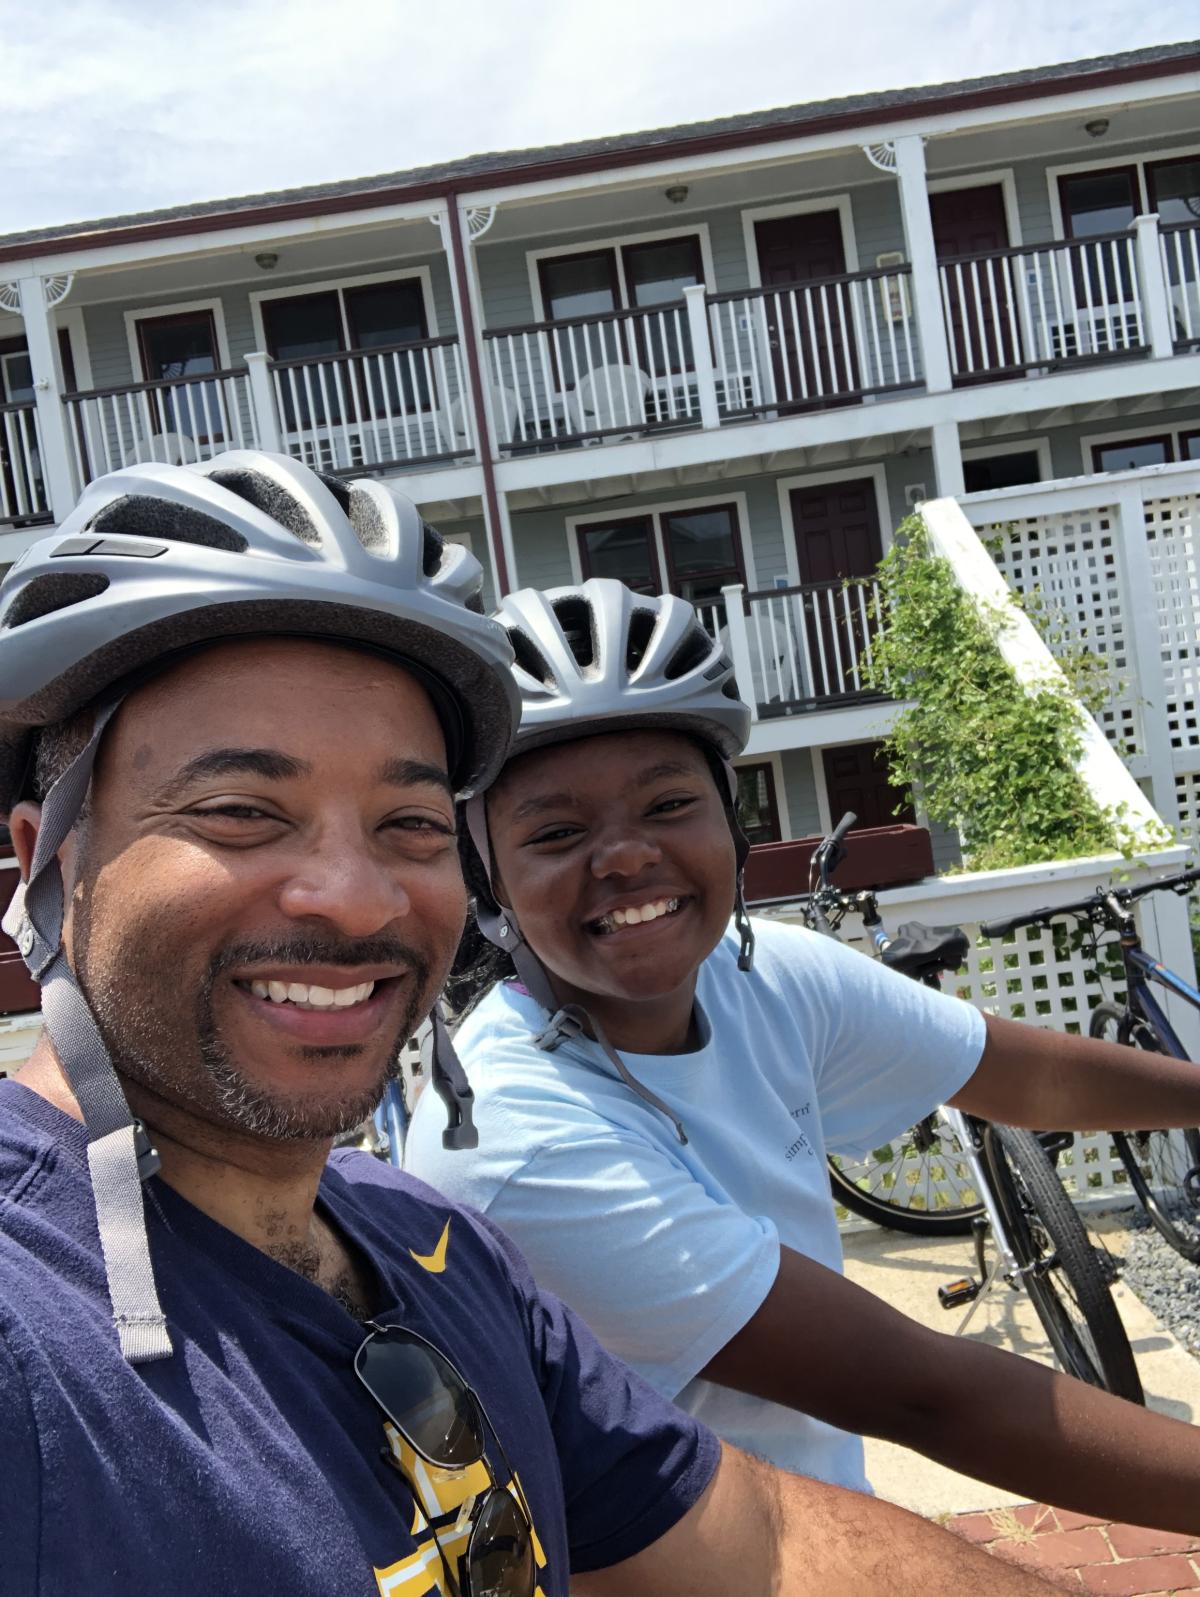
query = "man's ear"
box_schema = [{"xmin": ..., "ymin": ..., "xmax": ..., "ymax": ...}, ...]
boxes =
[{"xmin": 8, "ymin": 802, "xmax": 43, "ymax": 882}]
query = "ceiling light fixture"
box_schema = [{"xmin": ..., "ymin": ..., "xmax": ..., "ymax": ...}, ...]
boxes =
[
  {"xmin": 254, "ymin": 251, "xmax": 279, "ymax": 270},
  {"xmin": 664, "ymin": 184, "xmax": 689, "ymax": 205},
  {"xmin": 1084, "ymin": 118, "xmax": 1110, "ymax": 139}
]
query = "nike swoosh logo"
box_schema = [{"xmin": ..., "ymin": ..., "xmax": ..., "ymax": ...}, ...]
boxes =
[{"xmin": 409, "ymin": 1218, "xmax": 451, "ymax": 1274}]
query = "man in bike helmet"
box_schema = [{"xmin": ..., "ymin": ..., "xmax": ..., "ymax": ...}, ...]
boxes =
[
  {"xmin": 407, "ymin": 577, "xmax": 1200, "ymax": 1536},
  {"xmin": 1, "ymin": 456, "xmax": 1071, "ymax": 1597}
]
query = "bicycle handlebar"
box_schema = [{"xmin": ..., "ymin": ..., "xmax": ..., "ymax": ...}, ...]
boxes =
[
  {"xmin": 829, "ymin": 810, "xmax": 857, "ymax": 848},
  {"xmin": 980, "ymin": 864, "xmax": 1200, "ymax": 939}
]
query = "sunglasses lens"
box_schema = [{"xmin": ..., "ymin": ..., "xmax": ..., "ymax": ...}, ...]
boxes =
[
  {"xmin": 357, "ymin": 1333, "xmax": 482, "ymax": 1468},
  {"xmin": 468, "ymin": 1488, "xmax": 535, "ymax": 1597}
]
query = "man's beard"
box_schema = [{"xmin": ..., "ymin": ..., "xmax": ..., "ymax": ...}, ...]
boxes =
[{"xmin": 76, "ymin": 907, "xmax": 431, "ymax": 1142}]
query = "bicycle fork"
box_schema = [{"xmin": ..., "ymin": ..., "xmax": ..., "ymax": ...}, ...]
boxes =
[{"xmin": 934, "ymin": 1107, "xmax": 1026, "ymax": 1337}]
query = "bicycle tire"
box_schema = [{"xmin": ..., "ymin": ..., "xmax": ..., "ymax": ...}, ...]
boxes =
[
  {"xmin": 1089, "ymin": 1001, "xmax": 1200, "ymax": 1262},
  {"xmin": 827, "ymin": 1111, "xmax": 986, "ymax": 1237},
  {"xmin": 989, "ymin": 1123, "xmax": 1144, "ymax": 1404}
]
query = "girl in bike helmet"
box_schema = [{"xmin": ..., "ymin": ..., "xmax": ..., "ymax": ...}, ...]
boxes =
[{"xmin": 405, "ymin": 578, "xmax": 1200, "ymax": 1530}]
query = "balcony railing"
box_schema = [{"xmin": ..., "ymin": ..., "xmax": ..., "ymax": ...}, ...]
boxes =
[
  {"xmin": 267, "ymin": 337, "xmax": 471, "ymax": 473},
  {"xmin": 700, "ymin": 576, "xmax": 886, "ymax": 719},
  {"xmin": 938, "ymin": 229, "xmax": 1146, "ymax": 381},
  {"xmin": 1161, "ymin": 221, "xmax": 1200, "ymax": 351},
  {"xmin": 0, "ymin": 401, "xmax": 52, "ymax": 526},
  {"xmin": 706, "ymin": 263, "xmax": 922, "ymax": 416},
  {"xmin": 482, "ymin": 303, "xmax": 703, "ymax": 451},
  {"xmin": 63, "ymin": 368, "xmax": 259, "ymax": 486}
]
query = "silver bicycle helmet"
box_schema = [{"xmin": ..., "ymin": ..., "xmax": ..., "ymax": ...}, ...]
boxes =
[
  {"xmin": 499, "ymin": 578, "xmax": 750, "ymax": 758},
  {"xmin": 0, "ymin": 452, "xmax": 519, "ymax": 1366},
  {"xmin": 463, "ymin": 580, "xmax": 756, "ymax": 1145}
]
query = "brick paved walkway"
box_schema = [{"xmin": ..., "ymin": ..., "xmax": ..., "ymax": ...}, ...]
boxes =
[{"xmin": 949, "ymin": 1504, "xmax": 1200, "ymax": 1593}]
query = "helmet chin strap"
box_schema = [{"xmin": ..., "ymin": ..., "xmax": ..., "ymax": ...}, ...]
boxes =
[
  {"xmin": 462, "ymin": 770, "xmax": 756, "ymax": 1146},
  {"xmin": 5, "ymin": 698, "xmax": 172, "ymax": 1364}
]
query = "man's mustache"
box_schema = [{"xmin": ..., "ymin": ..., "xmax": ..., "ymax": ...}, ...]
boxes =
[{"xmin": 208, "ymin": 935, "xmax": 431, "ymax": 982}]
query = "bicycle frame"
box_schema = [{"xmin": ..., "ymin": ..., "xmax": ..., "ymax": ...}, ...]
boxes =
[{"xmin": 1122, "ymin": 941, "xmax": 1199, "ymax": 1060}]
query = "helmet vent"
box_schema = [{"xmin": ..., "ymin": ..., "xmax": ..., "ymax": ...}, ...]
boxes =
[
  {"xmin": 625, "ymin": 607, "xmax": 656, "ymax": 672},
  {"xmin": 663, "ymin": 620, "xmax": 713, "ymax": 681},
  {"xmin": 509, "ymin": 626, "xmax": 554, "ymax": 687},
  {"xmin": 345, "ymin": 484, "xmax": 388, "ymax": 553},
  {"xmin": 86, "ymin": 495, "xmax": 248, "ymax": 553},
  {"xmin": 4, "ymin": 572, "xmax": 109, "ymax": 628},
  {"xmin": 421, "ymin": 522, "xmax": 447, "ymax": 578},
  {"xmin": 552, "ymin": 597, "xmax": 595, "ymax": 669},
  {"xmin": 206, "ymin": 468, "xmax": 320, "ymax": 545}
]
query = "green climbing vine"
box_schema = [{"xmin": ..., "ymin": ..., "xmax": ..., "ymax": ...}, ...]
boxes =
[{"xmin": 866, "ymin": 515, "xmax": 1167, "ymax": 872}]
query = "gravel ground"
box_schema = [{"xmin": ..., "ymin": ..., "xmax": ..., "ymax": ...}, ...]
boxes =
[{"xmin": 1113, "ymin": 1211, "xmax": 1200, "ymax": 1359}]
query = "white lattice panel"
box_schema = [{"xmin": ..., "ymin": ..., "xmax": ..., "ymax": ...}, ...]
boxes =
[
  {"xmin": 1175, "ymin": 769, "xmax": 1200, "ymax": 842},
  {"xmin": 835, "ymin": 911, "xmax": 1143, "ymax": 1219},
  {"xmin": 982, "ymin": 509, "xmax": 1141, "ymax": 757},
  {"xmin": 1144, "ymin": 493, "xmax": 1200, "ymax": 752}
]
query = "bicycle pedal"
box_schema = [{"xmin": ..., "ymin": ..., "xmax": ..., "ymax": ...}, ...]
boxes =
[{"xmin": 938, "ymin": 1277, "xmax": 981, "ymax": 1309}]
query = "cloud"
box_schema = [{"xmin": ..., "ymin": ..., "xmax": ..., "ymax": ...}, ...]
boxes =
[{"xmin": 1, "ymin": 0, "xmax": 1195, "ymax": 233}]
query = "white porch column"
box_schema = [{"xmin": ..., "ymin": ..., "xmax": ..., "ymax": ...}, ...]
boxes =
[
  {"xmin": 683, "ymin": 284, "xmax": 720, "ymax": 429},
  {"xmin": 1132, "ymin": 214, "xmax": 1175, "ymax": 360},
  {"xmin": 721, "ymin": 583, "xmax": 758, "ymax": 720},
  {"xmin": 15, "ymin": 275, "xmax": 78, "ymax": 522},
  {"xmin": 889, "ymin": 136, "xmax": 953, "ymax": 395},
  {"xmin": 930, "ymin": 419, "xmax": 965, "ymax": 498},
  {"xmin": 242, "ymin": 352, "xmax": 283, "ymax": 454},
  {"xmin": 1112, "ymin": 480, "xmax": 1180, "ymax": 830}
]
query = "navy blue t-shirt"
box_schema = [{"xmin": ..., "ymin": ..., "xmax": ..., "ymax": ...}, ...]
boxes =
[{"xmin": 0, "ymin": 1080, "xmax": 719, "ymax": 1596}]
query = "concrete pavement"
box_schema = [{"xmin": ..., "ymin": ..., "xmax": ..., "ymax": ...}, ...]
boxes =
[{"xmin": 840, "ymin": 1212, "xmax": 1200, "ymax": 1519}]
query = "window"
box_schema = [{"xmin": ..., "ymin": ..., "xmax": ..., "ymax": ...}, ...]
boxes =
[
  {"xmin": 1146, "ymin": 156, "xmax": 1200, "ymax": 226},
  {"xmin": 0, "ymin": 339, "xmax": 34, "ymax": 404},
  {"xmin": 1059, "ymin": 168, "xmax": 1139, "ymax": 239},
  {"xmin": 537, "ymin": 236, "xmax": 704, "ymax": 375},
  {"xmin": 660, "ymin": 505, "xmax": 744, "ymax": 606},
  {"xmin": 575, "ymin": 502, "xmax": 746, "ymax": 606},
  {"xmin": 735, "ymin": 763, "xmax": 782, "ymax": 845},
  {"xmin": 135, "ymin": 310, "xmax": 224, "ymax": 443},
  {"xmin": 260, "ymin": 277, "xmax": 431, "ymax": 430},
  {"xmin": 1182, "ymin": 430, "xmax": 1200, "ymax": 461},
  {"xmin": 577, "ymin": 516, "xmax": 661, "ymax": 593},
  {"xmin": 962, "ymin": 450, "xmax": 1044, "ymax": 493},
  {"xmin": 1091, "ymin": 436, "xmax": 1174, "ymax": 473}
]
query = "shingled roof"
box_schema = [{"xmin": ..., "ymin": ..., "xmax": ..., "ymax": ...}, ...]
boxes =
[{"xmin": 3, "ymin": 38, "xmax": 1198, "ymax": 260}]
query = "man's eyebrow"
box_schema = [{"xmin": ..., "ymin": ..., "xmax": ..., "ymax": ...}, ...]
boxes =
[
  {"xmin": 157, "ymin": 748, "xmax": 310, "ymax": 798},
  {"xmin": 377, "ymin": 758, "xmax": 453, "ymax": 798}
]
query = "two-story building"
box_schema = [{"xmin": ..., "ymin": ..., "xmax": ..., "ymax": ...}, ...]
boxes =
[{"xmin": 3, "ymin": 38, "xmax": 1200, "ymax": 1061}]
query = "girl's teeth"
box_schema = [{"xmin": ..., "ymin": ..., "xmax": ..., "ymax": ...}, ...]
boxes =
[
  {"xmin": 600, "ymin": 898, "xmax": 682, "ymax": 933},
  {"xmin": 268, "ymin": 981, "xmax": 289, "ymax": 1003}
]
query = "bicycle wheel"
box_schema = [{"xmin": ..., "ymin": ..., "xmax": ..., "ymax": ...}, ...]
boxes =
[
  {"xmin": 1090, "ymin": 1001, "xmax": 1200, "ymax": 1262},
  {"xmin": 988, "ymin": 1123, "xmax": 1144, "ymax": 1404},
  {"xmin": 827, "ymin": 1111, "xmax": 986, "ymax": 1236}
]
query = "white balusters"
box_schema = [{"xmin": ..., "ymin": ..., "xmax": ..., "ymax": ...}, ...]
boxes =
[
  {"xmin": 736, "ymin": 579, "xmax": 883, "ymax": 715},
  {"xmin": 939, "ymin": 231, "xmax": 1147, "ymax": 379},
  {"xmin": 705, "ymin": 266, "xmax": 919, "ymax": 419},
  {"xmin": 1160, "ymin": 222, "xmax": 1200, "ymax": 350},
  {"xmin": 0, "ymin": 403, "xmax": 51, "ymax": 523},
  {"xmin": 64, "ymin": 369, "xmax": 258, "ymax": 486}
]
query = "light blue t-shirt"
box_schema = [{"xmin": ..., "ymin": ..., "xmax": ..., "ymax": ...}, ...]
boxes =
[{"xmin": 406, "ymin": 917, "xmax": 985, "ymax": 1489}]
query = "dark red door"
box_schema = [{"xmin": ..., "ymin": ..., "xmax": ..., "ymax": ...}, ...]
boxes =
[
  {"xmin": 930, "ymin": 185, "xmax": 1015, "ymax": 378},
  {"xmin": 822, "ymin": 741, "xmax": 916, "ymax": 832},
  {"xmin": 789, "ymin": 479, "xmax": 883, "ymax": 699},
  {"xmin": 754, "ymin": 212, "xmax": 859, "ymax": 406}
]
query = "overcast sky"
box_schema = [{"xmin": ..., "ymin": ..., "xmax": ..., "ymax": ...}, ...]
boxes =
[{"xmin": 2, "ymin": 0, "xmax": 1196, "ymax": 235}]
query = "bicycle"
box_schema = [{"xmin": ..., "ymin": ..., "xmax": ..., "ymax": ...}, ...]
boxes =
[
  {"xmin": 805, "ymin": 812, "xmax": 1144, "ymax": 1403},
  {"xmin": 979, "ymin": 868, "xmax": 1200, "ymax": 1263}
]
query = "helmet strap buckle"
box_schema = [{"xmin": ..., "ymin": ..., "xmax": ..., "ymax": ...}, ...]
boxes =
[
  {"xmin": 133, "ymin": 1120, "xmax": 162, "ymax": 1182},
  {"xmin": 534, "ymin": 1006, "xmax": 586, "ymax": 1052}
]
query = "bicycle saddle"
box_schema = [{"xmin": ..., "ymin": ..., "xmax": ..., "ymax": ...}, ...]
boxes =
[{"xmin": 881, "ymin": 921, "xmax": 970, "ymax": 979}]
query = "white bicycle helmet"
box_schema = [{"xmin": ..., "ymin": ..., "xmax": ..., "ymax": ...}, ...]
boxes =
[
  {"xmin": 463, "ymin": 580, "xmax": 755, "ymax": 1145},
  {"xmin": 0, "ymin": 452, "xmax": 519, "ymax": 1366}
]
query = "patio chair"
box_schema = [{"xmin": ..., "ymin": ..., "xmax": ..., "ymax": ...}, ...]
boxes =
[
  {"xmin": 441, "ymin": 383, "xmax": 523, "ymax": 456},
  {"xmin": 568, "ymin": 362, "xmax": 652, "ymax": 443}
]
